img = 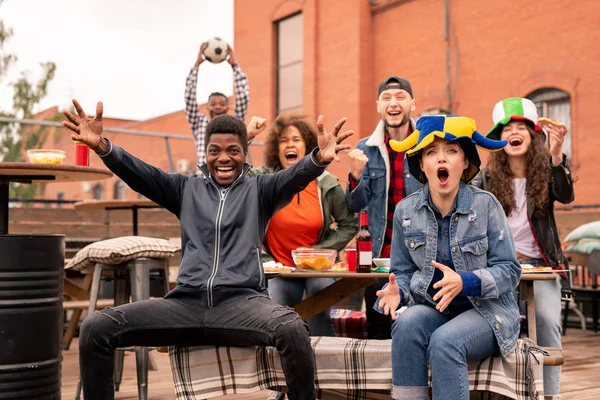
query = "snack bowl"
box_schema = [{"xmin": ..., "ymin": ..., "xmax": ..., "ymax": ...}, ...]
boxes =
[
  {"xmin": 27, "ymin": 149, "xmax": 66, "ymax": 165},
  {"xmin": 372, "ymin": 258, "xmax": 390, "ymax": 270},
  {"xmin": 292, "ymin": 248, "xmax": 337, "ymax": 272}
]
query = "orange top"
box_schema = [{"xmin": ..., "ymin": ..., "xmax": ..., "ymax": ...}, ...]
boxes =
[{"xmin": 265, "ymin": 180, "xmax": 323, "ymax": 266}]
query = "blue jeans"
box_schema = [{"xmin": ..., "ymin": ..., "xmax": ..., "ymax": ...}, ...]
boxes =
[
  {"xmin": 532, "ymin": 279, "xmax": 563, "ymax": 396},
  {"xmin": 268, "ymin": 277, "xmax": 336, "ymax": 336},
  {"xmin": 391, "ymin": 305, "xmax": 499, "ymax": 400},
  {"xmin": 79, "ymin": 293, "xmax": 315, "ymax": 400}
]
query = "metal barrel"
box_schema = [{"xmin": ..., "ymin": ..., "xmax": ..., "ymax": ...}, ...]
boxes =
[{"xmin": 0, "ymin": 235, "xmax": 64, "ymax": 399}]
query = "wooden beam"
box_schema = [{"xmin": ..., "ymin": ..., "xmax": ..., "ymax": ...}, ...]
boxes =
[{"xmin": 293, "ymin": 277, "xmax": 376, "ymax": 320}]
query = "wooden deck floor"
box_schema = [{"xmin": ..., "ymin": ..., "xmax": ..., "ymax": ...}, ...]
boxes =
[{"xmin": 61, "ymin": 329, "xmax": 600, "ymax": 399}]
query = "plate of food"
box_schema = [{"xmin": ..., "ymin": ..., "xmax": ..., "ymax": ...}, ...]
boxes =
[
  {"xmin": 520, "ymin": 264, "xmax": 554, "ymax": 273},
  {"xmin": 263, "ymin": 261, "xmax": 295, "ymax": 274}
]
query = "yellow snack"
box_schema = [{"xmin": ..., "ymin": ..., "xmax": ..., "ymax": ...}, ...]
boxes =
[
  {"xmin": 298, "ymin": 256, "xmax": 333, "ymax": 270},
  {"xmin": 28, "ymin": 150, "xmax": 65, "ymax": 165}
]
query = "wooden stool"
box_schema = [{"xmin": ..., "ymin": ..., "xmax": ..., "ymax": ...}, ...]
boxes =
[{"xmin": 74, "ymin": 257, "xmax": 169, "ymax": 400}]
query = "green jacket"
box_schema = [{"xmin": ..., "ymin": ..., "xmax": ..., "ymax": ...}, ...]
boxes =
[{"xmin": 248, "ymin": 164, "xmax": 358, "ymax": 260}]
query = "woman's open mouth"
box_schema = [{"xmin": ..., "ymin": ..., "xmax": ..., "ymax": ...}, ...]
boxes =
[
  {"xmin": 285, "ymin": 151, "xmax": 298, "ymax": 164},
  {"xmin": 509, "ymin": 137, "xmax": 523, "ymax": 147},
  {"xmin": 437, "ymin": 167, "xmax": 449, "ymax": 186}
]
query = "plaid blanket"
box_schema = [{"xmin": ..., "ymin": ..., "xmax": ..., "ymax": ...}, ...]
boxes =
[
  {"xmin": 330, "ymin": 309, "xmax": 368, "ymax": 339},
  {"xmin": 169, "ymin": 337, "xmax": 546, "ymax": 400}
]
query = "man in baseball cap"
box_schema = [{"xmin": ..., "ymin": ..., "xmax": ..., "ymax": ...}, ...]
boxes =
[{"xmin": 345, "ymin": 75, "xmax": 422, "ymax": 339}]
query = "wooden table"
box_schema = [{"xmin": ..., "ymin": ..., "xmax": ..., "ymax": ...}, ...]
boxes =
[
  {"xmin": 268, "ymin": 270, "xmax": 559, "ymax": 342},
  {"xmin": 520, "ymin": 272, "xmax": 559, "ymax": 342},
  {"xmin": 267, "ymin": 271, "xmax": 389, "ymax": 320},
  {"xmin": 0, "ymin": 162, "xmax": 112, "ymax": 234},
  {"xmin": 73, "ymin": 199, "xmax": 160, "ymax": 236}
]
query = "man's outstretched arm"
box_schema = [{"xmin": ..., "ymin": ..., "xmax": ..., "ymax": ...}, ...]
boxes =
[
  {"xmin": 185, "ymin": 43, "xmax": 209, "ymax": 134},
  {"xmin": 227, "ymin": 45, "xmax": 249, "ymax": 122}
]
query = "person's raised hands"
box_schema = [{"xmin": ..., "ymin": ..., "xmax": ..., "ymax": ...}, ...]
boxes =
[
  {"xmin": 315, "ymin": 115, "xmax": 354, "ymax": 164},
  {"xmin": 195, "ymin": 42, "xmax": 208, "ymax": 68},
  {"xmin": 547, "ymin": 123, "xmax": 567, "ymax": 165},
  {"xmin": 247, "ymin": 116, "xmax": 267, "ymax": 142},
  {"xmin": 227, "ymin": 44, "xmax": 237, "ymax": 66},
  {"xmin": 62, "ymin": 99, "xmax": 105, "ymax": 152},
  {"xmin": 348, "ymin": 149, "xmax": 369, "ymax": 181}
]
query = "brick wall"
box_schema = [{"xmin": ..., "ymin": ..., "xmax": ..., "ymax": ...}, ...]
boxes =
[{"xmin": 235, "ymin": 0, "xmax": 600, "ymax": 203}]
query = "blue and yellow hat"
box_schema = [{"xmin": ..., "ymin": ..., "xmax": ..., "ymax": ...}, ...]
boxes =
[{"xmin": 389, "ymin": 115, "xmax": 507, "ymax": 183}]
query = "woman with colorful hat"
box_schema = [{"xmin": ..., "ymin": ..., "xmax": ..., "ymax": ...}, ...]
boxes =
[
  {"xmin": 376, "ymin": 115, "xmax": 521, "ymax": 400},
  {"xmin": 474, "ymin": 97, "xmax": 574, "ymax": 399}
]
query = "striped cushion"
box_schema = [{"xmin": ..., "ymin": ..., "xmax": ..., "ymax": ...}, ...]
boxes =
[{"xmin": 65, "ymin": 236, "xmax": 180, "ymax": 272}]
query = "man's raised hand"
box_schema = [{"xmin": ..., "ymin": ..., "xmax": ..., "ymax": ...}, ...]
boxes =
[
  {"xmin": 376, "ymin": 273, "xmax": 401, "ymax": 321},
  {"xmin": 315, "ymin": 115, "xmax": 354, "ymax": 164},
  {"xmin": 348, "ymin": 149, "xmax": 369, "ymax": 181},
  {"xmin": 62, "ymin": 99, "xmax": 104, "ymax": 152},
  {"xmin": 247, "ymin": 116, "xmax": 267, "ymax": 142},
  {"xmin": 195, "ymin": 42, "xmax": 208, "ymax": 67}
]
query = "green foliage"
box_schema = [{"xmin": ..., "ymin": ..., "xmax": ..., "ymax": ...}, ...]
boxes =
[{"xmin": 0, "ymin": 0, "xmax": 57, "ymax": 200}]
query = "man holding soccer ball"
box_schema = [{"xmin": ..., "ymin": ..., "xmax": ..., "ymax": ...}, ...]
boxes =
[{"xmin": 184, "ymin": 40, "xmax": 250, "ymax": 172}]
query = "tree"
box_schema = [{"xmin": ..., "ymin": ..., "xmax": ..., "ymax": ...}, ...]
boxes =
[{"xmin": 0, "ymin": 0, "xmax": 57, "ymax": 199}]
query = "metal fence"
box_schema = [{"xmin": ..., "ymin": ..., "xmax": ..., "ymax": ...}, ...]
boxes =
[{"xmin": 0, "ymin": 116, "xmax": 263, "ymax": 171}]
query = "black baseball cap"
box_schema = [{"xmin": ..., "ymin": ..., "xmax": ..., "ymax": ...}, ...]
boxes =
[{"xmin": 377, "ymin": 76, "xmax": 413, "ymax": 99}]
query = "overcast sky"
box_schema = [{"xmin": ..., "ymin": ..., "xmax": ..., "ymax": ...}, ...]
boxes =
[{"xmin": 0, "ymin": 0, "xmax": 234, "ymax": 122}]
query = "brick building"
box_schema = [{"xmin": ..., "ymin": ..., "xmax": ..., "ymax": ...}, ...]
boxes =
[
  {"xmin": 37, "ymin": 0, "xmax": 599, "ymax": 208},
  {"xmin": 234, "ymin": 0, "xmax": 600, "ymax": 206}
]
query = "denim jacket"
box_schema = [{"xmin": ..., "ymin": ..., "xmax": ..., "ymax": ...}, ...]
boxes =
[
  {"xmin": 390, "ymin": 183, "xmax": 522, "ymax": 356},
  {"xmin": 345, "ymin": 120, "xmax": 423, "ymax": 257}
]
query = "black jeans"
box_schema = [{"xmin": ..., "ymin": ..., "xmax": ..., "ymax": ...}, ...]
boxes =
[
  {"xmin": 79, "ymin": 293, "xmax": 315, "ymax": 400},
  {"xmin": 364, "ymin": 278, "xmax": 392, "ymax": 339}
]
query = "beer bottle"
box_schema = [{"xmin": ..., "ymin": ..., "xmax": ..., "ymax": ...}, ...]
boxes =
[{"xmin": 356, "ymin": 209, "xmax": 372, "ymax": 273}]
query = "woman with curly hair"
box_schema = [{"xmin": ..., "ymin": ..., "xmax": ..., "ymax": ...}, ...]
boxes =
[
  {"xmin": 474, "ymin": 97, "xmax": 574, "ymax": 399},
  {"xmin": 248, "ymin": 113, "xmax": 357, "ymax": 336}
]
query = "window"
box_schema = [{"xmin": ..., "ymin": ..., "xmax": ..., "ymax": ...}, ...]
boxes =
[
  {"xmin": 113, "ymin": 181, "xmax": 126, "ymax": 200},
  {"xmin": 92, "ymin": 184, "xmax": 104, "ymax": 200},
  {"xmin": 527, "ymin": 88, "xmax": 572, "ymax": 160},
  {"xmin": 276, "ymin": 13, "xmax": 303, "ymax": 114}
]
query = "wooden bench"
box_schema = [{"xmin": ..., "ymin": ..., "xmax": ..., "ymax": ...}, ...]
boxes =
[
  {"xmin": 63, "ymin": 298, "xmax": 114, "ymax": 310},
  {"xmin": 162, "ymin": 337, "xmax": 553, "ymax": 400}
]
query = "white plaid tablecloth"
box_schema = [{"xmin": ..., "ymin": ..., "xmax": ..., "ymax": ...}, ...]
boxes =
[{"xmin": 169, "ymin": 337, "xmax": 546, "ymax": 400}]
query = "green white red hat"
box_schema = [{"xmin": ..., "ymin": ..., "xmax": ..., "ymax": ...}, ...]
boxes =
[{"xmin": 486, "ymin": 97, "xmax": 544, "ymax": 140}]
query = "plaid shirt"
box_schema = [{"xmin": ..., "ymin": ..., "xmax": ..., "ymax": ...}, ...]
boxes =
[
  {"xmin": 184, "ymin": 65, "xmax": 250, "ymax": 168},
  {"xmin": 380, "ymin": 133, "xmax": 405, "ymax": 258}
]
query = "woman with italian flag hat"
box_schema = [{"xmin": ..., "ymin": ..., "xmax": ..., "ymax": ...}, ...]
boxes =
[
  {"xmin": 474, "ymin": 97, "xmax": 573, "ymax": 399},
  {"xmin": 376, "ymin": 115, "xmax": 522, "ymax": 400}
]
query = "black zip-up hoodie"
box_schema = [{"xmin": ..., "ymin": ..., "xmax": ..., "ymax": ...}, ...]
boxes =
[{"xmin": 100, "ymin": 142, "xmax": 329, "ymax": 307}]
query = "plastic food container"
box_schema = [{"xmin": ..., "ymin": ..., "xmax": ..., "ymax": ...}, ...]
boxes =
[
  {"xmin": 292, "ymin": 248, "xmax": 337, "ymax": 271},
  {"xmin": 27, "ymin": 149, "xmax": 67, "ymax": 165},
  {"xmin": 372, "ymin": 258, "xmax": 390, "ymax": 270}
]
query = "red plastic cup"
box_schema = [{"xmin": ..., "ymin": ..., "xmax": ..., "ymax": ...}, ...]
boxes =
[
  {"xmin": 75, "ymin": 141, "xmax": 89, "ymax": 166},
  {"xmin": 345, "ymin": 248, "xmax": 356, "ymax": 272}
]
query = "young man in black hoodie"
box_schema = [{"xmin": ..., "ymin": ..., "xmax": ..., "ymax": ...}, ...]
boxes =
[{"xmin": 63, "ymin": 99, "xmax": 353, "ymax": 400}]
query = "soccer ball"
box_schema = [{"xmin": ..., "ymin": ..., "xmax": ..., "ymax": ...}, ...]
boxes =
[{"xmin": 203, "ymin": 37, "xmax": 228, "ymax": 63}]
